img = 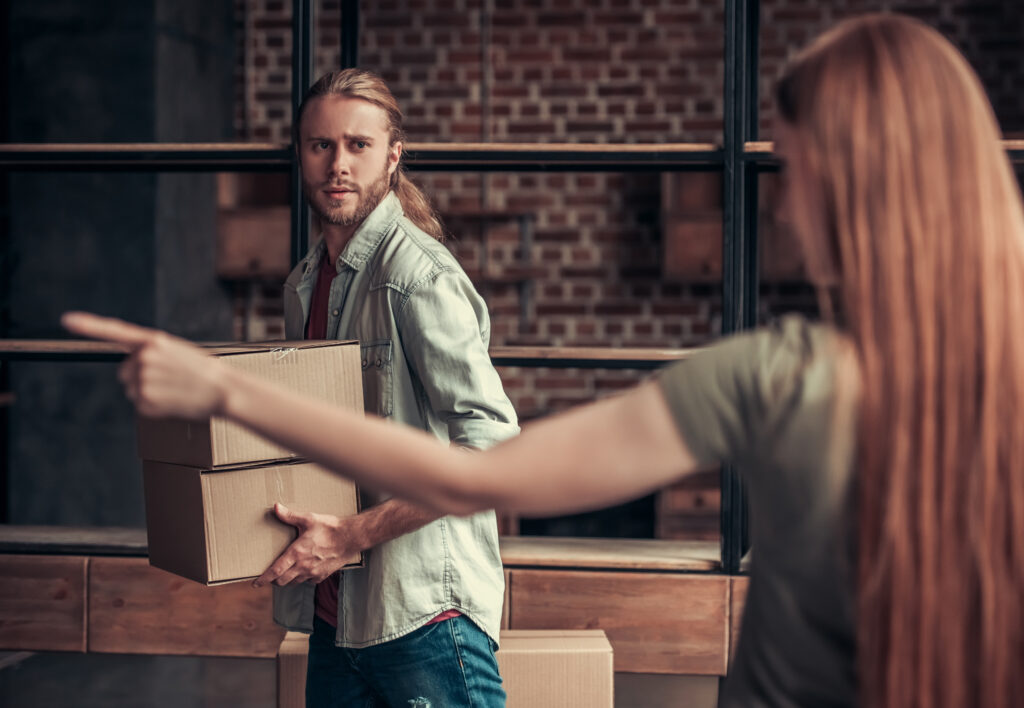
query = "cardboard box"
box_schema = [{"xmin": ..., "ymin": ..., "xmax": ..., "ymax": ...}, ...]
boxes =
[
  {"xmin": 278, "ymin": 632, "xmax": 309, "ymax": 708},
  {"xmin": 498, "ymin": 630, "xmax": 614, "ymax": 708},
  {"xmin": 144, "ymin": 459, "xmax": 362, "ymax": 585},
  {"xmin": 275, "ymin": 629, "xmax": 613, "ymax": 708},
  {"xmin": 137, "ymin": 340, "xmax": 362, "ymax": 468}
]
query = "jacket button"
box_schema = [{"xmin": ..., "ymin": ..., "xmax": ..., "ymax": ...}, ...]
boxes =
[
  {"xmin": 362, "ymin": 359, "xmax": 368, "ymax": 368},
  {"xmin": 376, "ymin": 358, "xmax": 382, "ymax": 367},
  {"xmin": 332, "ymin": 309, "xmax": 339, "ymax": 316}
]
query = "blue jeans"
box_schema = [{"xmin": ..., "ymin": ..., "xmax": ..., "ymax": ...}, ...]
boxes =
[{"xmin": 306, "ymin": 615, "xmax": 506, "ymax": 708}]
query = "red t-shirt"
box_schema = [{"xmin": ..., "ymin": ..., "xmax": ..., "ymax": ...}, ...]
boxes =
[{"xmin": 305, "ymin": 253, "xmax": 459, "ymax": 629}]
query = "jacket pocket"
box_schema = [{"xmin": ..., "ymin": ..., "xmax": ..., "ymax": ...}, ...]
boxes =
[{"xmin": 360, "ymin": 340, "xmax": 394, "ymax": 417}]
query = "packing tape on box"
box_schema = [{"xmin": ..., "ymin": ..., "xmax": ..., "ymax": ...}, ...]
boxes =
[
  {"xmin": 266, "ymin": 466, "xmax": 297, "ymax": 507},
  {"xmin": 270, "ymin": 347, "xmax": 298, "ymax": 361}
]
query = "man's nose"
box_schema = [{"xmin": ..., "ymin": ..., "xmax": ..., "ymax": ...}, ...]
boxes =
[{"xmin": 328, "ymin": 148, "xmax": 350, "ymax": 178}]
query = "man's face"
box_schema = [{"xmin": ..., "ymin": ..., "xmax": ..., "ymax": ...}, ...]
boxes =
[{"xmin": 298, "ymin": 95, "xmax": 401, "ymax": 228}]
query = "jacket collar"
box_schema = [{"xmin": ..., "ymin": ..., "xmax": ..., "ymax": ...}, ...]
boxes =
[{"xmin": 300, "ymin": 191, "xmax": 404, "ymax": 279}]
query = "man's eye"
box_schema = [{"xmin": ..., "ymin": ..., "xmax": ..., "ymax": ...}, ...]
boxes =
[
  {"xmin": 354, "ymin": 141, "xmax": 367, "ymax": 150},
  {"xmin": 317, "ymin": 141, "xmax": 330, "ymax": 150}
]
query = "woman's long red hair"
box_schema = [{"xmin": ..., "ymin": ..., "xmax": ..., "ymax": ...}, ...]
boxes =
[{"xmin": 777, "ymin": 14, "xmax": 1024, "ymax": 708}]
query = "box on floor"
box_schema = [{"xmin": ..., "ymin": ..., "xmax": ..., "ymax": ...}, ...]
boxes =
[{"xmin": 277, "ymin": 629, "xmax": 614, "ymax": 708}]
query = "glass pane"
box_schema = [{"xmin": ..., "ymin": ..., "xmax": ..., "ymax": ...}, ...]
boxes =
[
  {"xmin": 306, "ymin": 0, "xmax": 725, "ymax": 144},
  {"xmin": 407, "ymin": 170, "xmax": 722, "ymax": 540},
  {"xmin": 2, "ymin": 170, "xmax": 275, "ymax": 525},
  {"xmin": 756, "ymin": 171, "xmax": 819, "ymax": 324},
  {"xmin": 758, "ymin": 1, "xmax": 1024, "ymax": 139},
  {"xmin": 8, "ymin": 0, "xmax": 259, "ymax": 143},
  {"xmin": 0, "ymin": 652, "xmax": 275, "ymax": 707}
]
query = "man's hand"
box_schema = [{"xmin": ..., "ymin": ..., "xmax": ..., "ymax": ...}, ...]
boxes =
[{"xmin": 253, "ymin": 502, "xmax": 364, "ymax": 588}]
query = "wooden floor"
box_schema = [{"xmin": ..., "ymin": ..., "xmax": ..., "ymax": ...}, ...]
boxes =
[
  {"xmin": 0, "ymin": 651, "xmax": 718, "ymax": 708},
  {"xmin": 0, "ymin": 651, "xmax": 276, "ymax": 708}
]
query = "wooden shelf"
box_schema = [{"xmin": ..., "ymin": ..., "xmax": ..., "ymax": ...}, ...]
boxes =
[
  {"xmin": 3, "ymin": 140, "xmax": 1019, "ymax": 171},
  {"xmin": 745, "ymin": 139, "xmax": 1024, "ymax": 164},
  {"xmin": 0, "ymin": 526, "xmax": 719, "ymax": 573},
  {"xmin": 0, "ymin": 340, "xmax": 131, "ymax": 361},
  {"xmin": 0, "ymin": 342, "xmax": 695, "ymax": 371},
  {"xmin": 490, "ymin": 345, "xmax": 694, "ymax": 369},
  {"xmin": 1, "ymin": 341, "xmax": 695, "ymax": 368},
  {"xmin": 0, "ymin": 142, "xmax": 291, "ymax": 170},
  {"xmin": 0, "ymin": 525, "xmax": 148, "ymax": 556},
  {"xmin": 500, "ymin": 536, "xmax": 719, "ymax": 572},
  {"xmin": 0, "ymin": 141, "xmax": 724, "ymax": 172}
]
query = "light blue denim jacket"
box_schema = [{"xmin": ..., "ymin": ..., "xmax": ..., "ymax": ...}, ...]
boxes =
[{"xmin": 272, "ymin": 192, "xmax": 519, "ymax": 647}]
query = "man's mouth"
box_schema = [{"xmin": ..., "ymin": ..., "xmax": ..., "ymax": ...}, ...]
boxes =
[{"xmin": 324, "ymin": 186, "xmax": 356, "ymax": 200}]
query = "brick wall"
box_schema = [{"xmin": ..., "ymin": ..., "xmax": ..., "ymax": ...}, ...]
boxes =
[{"xmin": 228, "ymin": 0, "xmax": 1023, "ymax": 534}]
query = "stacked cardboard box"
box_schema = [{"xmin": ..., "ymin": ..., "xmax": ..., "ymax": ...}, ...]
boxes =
[
  {"xmin": 277, "ymin": 629, "xmax": 614, "ymax": 708},
  {"xmin": 137, "ymin": 341, "xmax": 365, "ymax": 585}
]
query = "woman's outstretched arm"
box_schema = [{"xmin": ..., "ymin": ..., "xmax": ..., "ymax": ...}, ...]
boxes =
[{"xmin": 63, "ymin": 312, "xmax": 699, "ymax": 517}]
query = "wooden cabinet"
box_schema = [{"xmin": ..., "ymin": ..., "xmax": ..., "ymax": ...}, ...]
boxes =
[
  {"xmin": 88, "ymin": 557, "xmax": 284, "ymax": 657},
  {"xmin": 0, "ymin": 530, "xmax": 748, "ymax": 676},
  {"xmin": 508, "ymin": 569, "xmax": 730, "ymax": 675},
  {"xmin": 661, "ymin": 172, "xmax": 807, "ymax": 283},
  {"xmin": 0, "ymin": 555, "xmax": 87, "ymax": 652}
]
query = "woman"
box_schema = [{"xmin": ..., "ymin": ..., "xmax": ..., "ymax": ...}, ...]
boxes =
[{"xmin": 64, "ymin": 14, "xmax": 1024, "ymax": 708}]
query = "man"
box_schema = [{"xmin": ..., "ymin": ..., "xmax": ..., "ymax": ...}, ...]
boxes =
[{"xmin": 254, "ymin": 69, "xmax": 518, "ymax": 707}]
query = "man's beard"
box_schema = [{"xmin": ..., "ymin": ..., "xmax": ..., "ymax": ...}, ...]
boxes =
[{"xmin": 306, "ymin": 164, "xmax": 391, "ymax": 227}]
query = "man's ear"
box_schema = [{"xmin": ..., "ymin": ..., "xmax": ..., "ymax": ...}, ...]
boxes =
[{"xmin": 388, "ymin": 141, "xmax": 402, "ymax": 177}]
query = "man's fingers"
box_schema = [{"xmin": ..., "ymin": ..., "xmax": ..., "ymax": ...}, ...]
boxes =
[
  {"xmin": 274, "ymin": 566, "xmax": 306, "ymax": 587},
  {"xmin": 253, "ymin": 554, "xmax": 294, "ymax": 588},
  {"xmin": 61, "ymin": 312, "xmax": 157, "ymax": 348}
]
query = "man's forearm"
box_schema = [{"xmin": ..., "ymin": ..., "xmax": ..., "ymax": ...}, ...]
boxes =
[{"xmin": 348, "ymin": 497, "xmax": 444, "ymax": 551}]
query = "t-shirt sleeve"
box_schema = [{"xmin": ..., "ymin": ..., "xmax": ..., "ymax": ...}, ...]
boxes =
[{"xmin": 655, "ymin": 316, "xmax": 825, "ymax": 468}]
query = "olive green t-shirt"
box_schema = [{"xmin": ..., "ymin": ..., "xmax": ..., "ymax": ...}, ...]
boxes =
[{"xmin": 657, "ymin": 315, "xmax": 857, "ymax": 708}]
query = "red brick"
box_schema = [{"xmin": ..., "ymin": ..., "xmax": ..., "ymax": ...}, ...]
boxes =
[
  {"xmin": 533, "ymin": 227, "xmax": 579, "ymax": 243},
  {"xmin": 448, "ymin": 50, "xmax": 480, "ymax": 63},
  {"xmin": 595, "ymin": 303, "xmax": 644, "ymax": 316},
  {"xmin": 596, "ymin": 85, "xmax": 645, "ymax": 97},
  {"xmin": 367, "ymin": 13, "xmax": 414, "ymax": 29},
  {"xmin": 537, "ymin": 11, "xmax": 587, "ymax": 25},
  {"xmin": 625, "ymin": 120, "xmax": 673, "ymax": 132},
  {"xmin": 537, "ymin": 304, "xmax": 588, "ymax": 316},
  {"xmin": 492, "ymin": 12, "xmax": 531, "ymax": 28},
  {"xmin": 654, "ymin": 11, "xmax": 702, "ymax": 23},
  {"xmin": 594, "ymin": 11, "xmax": 644, "ymax": 23},
  {"xmin": 620, "ymin": 47, "xmax": 672, "ymax": 62},
  {"xmin": 424, "ymin": 12, "xmax": 472, "ymax": 27},
  {"xmin": 254, "ymin": 18, "xmax": 291, "ymax": 29},
  {"xmin": 561, "ymin": 267, "xmax": 608, "ymax": 279},
  {"xmin": 424, "ymin": 85, "xmax": 471, "ymax": 99},
  {"xmin": 393, "ymin": 49, "xmax": 437, "ymax": 64},
  {"xmin": 507, "ymin": 49, "xmax": 558, "ymax": 62},
  {"xmin": 492, "ymin": 85, "xmax": 530, "ymax": 98},
  {"xmin": 507, "ymin": 121, "xmax": 558, "ymax": 135},
  {"xmin": 562, "ymin": 47, "xmax": 611, "ymax": 62}
]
